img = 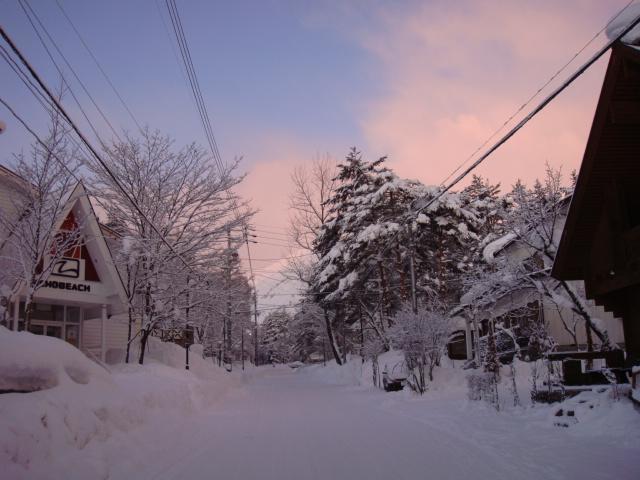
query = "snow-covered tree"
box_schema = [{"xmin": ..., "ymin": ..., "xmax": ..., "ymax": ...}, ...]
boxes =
[
  {"xmin": 260, "ymin": 307, "xmax": 292, "ymax": 364},
  {"xmin": 462, "ymin": 166, "xmax": 615, "ymax": 364},
  {"xmin": 0, "ymin": 110, "xmax": 81, "ymax": 331},
  {"xmin": 389, "ymin": 304, "xmax": 451, "ymax": 394},
  {"xmin": 89, "ymin": 129, "xmax": 253, "ymax": 364}
]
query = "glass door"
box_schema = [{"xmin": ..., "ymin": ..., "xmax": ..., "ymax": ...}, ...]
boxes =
[{"xmin": 65, "ymin": 306, "xmax": 81, "ymax": 348}]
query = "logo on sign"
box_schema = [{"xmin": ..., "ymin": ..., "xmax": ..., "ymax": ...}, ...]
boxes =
[{"xmin": 52, "ymin": 258, "xmax": 80, "ymax": 279}]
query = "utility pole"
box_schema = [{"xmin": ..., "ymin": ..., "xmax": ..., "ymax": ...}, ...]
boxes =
[
  {"xmin": 185, "ymin": 275, "xmax": 191, "ymax": 370},
  {"xmin": 409, "ymin": 227, "xmax": 418, "ymax": 314},
  {"xmin": 243, "ymin": 225, "xmax": 259, "ymax": 366},
  {"xmin": 225, "ymin": 228, "xmax": 233, "ymax": 372},
  {"xmin": 241, "ymin": 306, "xmax": 245, "ymax": 370}
]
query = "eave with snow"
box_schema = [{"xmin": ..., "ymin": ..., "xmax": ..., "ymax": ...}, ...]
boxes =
[{"xmin": 552, "ymin": 41, "xmax": 640, "ymax": 365}]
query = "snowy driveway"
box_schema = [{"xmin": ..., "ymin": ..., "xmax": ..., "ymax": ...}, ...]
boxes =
[{"xmin": 98, "ymin": 367, "xmax": 639, "ymax": 480}]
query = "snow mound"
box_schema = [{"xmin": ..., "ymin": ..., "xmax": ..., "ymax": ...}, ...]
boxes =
[
  {"xmin": 0, "ymin": 326, "xmax": 110, "ymax": 393},
  {"xmin": 0, "ymin": 328, "xmax": 239, "ymax": 477},
  {"xmin": 606, "ymin": 4, "xmax": 640, "ymax": 45}
]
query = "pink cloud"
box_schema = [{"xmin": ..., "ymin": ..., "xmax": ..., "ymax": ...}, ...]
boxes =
[{"xmin": 356, "ymin": 0, "xmax": 626, "ymax": 191}]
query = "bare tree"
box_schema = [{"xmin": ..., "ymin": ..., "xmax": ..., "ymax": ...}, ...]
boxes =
[
  {"xmin": 285, "ymin": 154, "xmax": 337, "ymax": 285},
  {"xmin": 0, "ymin": 109, "xmax": 82, "ymax": 331},
  {"xmin": 289, "ymin": 154, "xmax": 337, "ymax": 252},
  {"xmin": 89, "ymin": 129, "xmax": 253, "ymax": 364}
]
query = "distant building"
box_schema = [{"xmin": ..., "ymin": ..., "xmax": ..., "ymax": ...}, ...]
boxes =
[
  {"xmin": 0, "ymin": 166, "xmax": 130, "ymax": 364},
  {"xmin": 450, "ymin": 198, "xmax": 625, "ymax": 362}
]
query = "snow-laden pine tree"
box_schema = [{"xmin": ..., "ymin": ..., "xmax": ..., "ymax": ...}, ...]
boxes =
[
  {"xmin": 260, "ymin": 307, "xmax": 292, "ymax": 364},
  {"xmin": 312, "ymin": 148, "xmax": 418, "ymax": 363},
  {"xmin": 309, "ymin": 149, "xmax": 504, "ymax": 365}
]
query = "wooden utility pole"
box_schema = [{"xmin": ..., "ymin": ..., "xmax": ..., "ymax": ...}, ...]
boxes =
[
  {"xmin": 225, "ymin": 228, "xmax": 232, "ymax": 371},
  {"xmin": 408, "ymin": 225, "xmax": 417, "ymax": 313},
  {"xmin": 243, "ymin": 225, "xmax": 259, "ymax": 366}
]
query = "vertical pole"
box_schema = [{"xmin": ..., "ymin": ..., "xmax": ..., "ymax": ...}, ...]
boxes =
[
  {"xmin": 408, "ymin": 225, "xmax": 417, "ymax": 313},
  {"xmin": 243, "ymin": 225, "xmax": 259, "ymax": 366},
  {"xmin": 101, "ymin": 304, "xmax": 107, "ymax": 363},
  {"xmin": 241, "ymin": 316, "xmax": 245, "ymax": 370},
  {"xmin": 253, "ymin": 289, "xmax": 258, "ymax": 364},
  {"xmin": 409, "ymin": 255, "xmax": 417, "ymax": 313},
  {"xmin": 185, "ymin": 275, "xmax": 190, "ymax": 370},
  {"xmin": 225, "ymin": 228, "xmax": 232, "ymax": 371},
  {"xmin": 12, "ymin": 296, "xmax": 19, "ymax": 331},
  {"xmin": 465, "ymin": 317, "xmax": 473, "ymax": 360}
]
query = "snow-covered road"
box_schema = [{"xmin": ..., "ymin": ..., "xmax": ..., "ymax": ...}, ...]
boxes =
[{"xmin": 97, "ymin": 366, "xmax": 638, "ymax": 480}]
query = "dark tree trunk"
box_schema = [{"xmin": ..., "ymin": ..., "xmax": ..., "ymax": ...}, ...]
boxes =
[
  {"xmin": 324, "ymin": 308, "xmax": 343, "ymax": 365},
  {"xmin": 125, "ymin": 306, "xmax": 134, "ymax": 363},
  {"xmin": 138, "ymin": 328, "xmax": 151, "ymax": 364}
]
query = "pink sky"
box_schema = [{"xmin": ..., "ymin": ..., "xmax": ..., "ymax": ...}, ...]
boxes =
[{"xmin": 238, "ymin": 1, "xmax": 624, "ymax": 292}]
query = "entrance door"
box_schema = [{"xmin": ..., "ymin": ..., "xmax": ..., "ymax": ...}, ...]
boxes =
[{"xmin": 26, "ymin": 304, "xmax": 82, "ymax": 347}]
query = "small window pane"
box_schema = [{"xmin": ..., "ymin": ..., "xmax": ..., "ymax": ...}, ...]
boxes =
[
  {"xmin": 29, "ymin": 324, "xmax": 44, "ymax": 335},
  {"xmin": 66, "ymin": 307, "xmax": 80, "ymax": 323}
]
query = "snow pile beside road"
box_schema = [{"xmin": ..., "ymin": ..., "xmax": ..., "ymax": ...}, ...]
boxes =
[
  {"xmin": 0, "ymin": 328, "xmax": 238, "ymax": 478},
  {"xmin": 302, "ymin": 356, "xmax": 367, "ymax": 386},
  {"xmin": 0, "ymin": 326, "xmax": 111, "ymax": 393}
]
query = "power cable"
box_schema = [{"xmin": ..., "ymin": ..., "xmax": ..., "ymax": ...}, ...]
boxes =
[
  {"xmin": 420, "ymin": 7, "xmax": 640, "ymax": 214},
  {"xmin": 439, "ymin": 0, "xmax": 636, "ymax": 186},
  {"xmin": 54, "ymin": 0, "xmax": 144, "ymax": 132},
  {"xmin": 314, "ymin": 7, "xmax": 640, "ymax": 308},
  {"xmin": 0, "ymin": 25, "xmax": 199, "ymax": 275},
  {"xmin": 18, "ymin": 0, "xmax": 123, "ymax": 144}
]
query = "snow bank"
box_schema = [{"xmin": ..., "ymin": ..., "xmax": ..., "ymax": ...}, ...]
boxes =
[
  {"xmin": 0, "ymin": 328, "xmax": 239, "ymax": 478},
  {"xmin": 606, "ymin": 4, "xmax": 640, "ymax": 45},
  {"xmin": 0, "ymin": 326, "xmax": 110, "ymax": 393},
  {"xmin": 302, "ymin": 354, "xmax": 640, "ymax": 441}
]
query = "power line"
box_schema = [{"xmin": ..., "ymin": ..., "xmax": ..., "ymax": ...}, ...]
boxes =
[
  {"xmin": 18, "ymin": 0, "xmax": 123, "ymax": 144},
  {"xmin": 0, "ymin": 24, "xmax": 199, "ymax": 276},
  {"xmin": 54, "ymin": 0, "xmax": 144, "ymax": 132},
  {"xmin": 0, "ymin": 43, "xmax": 100, "ymax": 168},
  {"xmin": 438, "ymin": 0, "xmax": 636, "ymax": 187},
  {"xmin": 0, "ymin": 96, "xmax": 81, "ymax": 183},
  {"xmin": 420, "ymin": 7, "xmax": 640, "ymax": 214},
  {"xmin": 164, "ymin": 0, "xmax": 223, "ymax": 169},
  {"xmin": 312, "ymin": 5, "xmax": 640, "ymax": 309}
]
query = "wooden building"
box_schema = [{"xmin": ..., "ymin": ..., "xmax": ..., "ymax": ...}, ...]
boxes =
[
  {"xmin": 0, "ymin": 169, "xmax": 132, "ymax": 364},
  {"xmin": 552, "ymin": 41, "xmax": 640, "ymax": 366}
]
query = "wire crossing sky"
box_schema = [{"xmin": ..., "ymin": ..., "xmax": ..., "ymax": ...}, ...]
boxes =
[{"xmin": 0, "ymin": 0, "xmax": 633, "ymax": 304}]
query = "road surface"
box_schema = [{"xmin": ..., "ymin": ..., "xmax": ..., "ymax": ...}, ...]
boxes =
[{"xmin": 100, "ymin": 367, "xmax": 638, "ymax": 480}]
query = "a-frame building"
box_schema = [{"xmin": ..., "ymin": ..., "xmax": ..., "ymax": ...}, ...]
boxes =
[{"xmin": 6, "ymin": 182, "xmax": 130, "ymax": 363}]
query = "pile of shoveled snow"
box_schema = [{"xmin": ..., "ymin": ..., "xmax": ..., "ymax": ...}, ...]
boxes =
[
  {"xmin": 0, "ymin": 327, "xmax": 239, "ymax": 478},
  {"xmin": 607, "ymin": 3, "xmax": 640, "ymax": 45},
  {"xmin": 304, "ymin": 353, "xmax": 640, "ymax": 437}
]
